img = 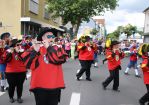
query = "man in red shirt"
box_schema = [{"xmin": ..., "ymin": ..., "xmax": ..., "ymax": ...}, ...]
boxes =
[
  {"xmin": 102, "ymin": 40, "xmax": 125, "ymax": 92},
  {"xmin": 76, "ymin": 36, "xmax": 94, "ymax": 81},
  {"xmin": 22, "ymin": 27, "xmax": 67, "ymax": 105}
]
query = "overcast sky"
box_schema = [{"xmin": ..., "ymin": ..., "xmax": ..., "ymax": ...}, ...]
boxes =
[{"xmin": 78, "ymin": 0, "xmax": 149, "ymax": 34}]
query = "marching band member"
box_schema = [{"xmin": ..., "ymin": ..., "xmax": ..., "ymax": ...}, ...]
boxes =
[
  {"xmin": 0, "ymin": 32, "xmax": 10, "ymax": 92},
  {"xmin": 21, "ymin": 27, "xmax": 67, "ymax": 105},
  {"xmin": 102, "ymin": 40, "xmax": 125, "ymax": 92},
  {"xmin": 124, "ymin": 44, "xmax": 140, "ymax": 77},
  {"xmin": 3, "ymin": 38, "xmax": 26, "ymax": 103},
  {"xmin": 138, "ymin": 44, "xmax": 149, "ymax": 105},
  {"xmin": 76, "ymin": 36, "xmax": 95, "ymax": 81}
]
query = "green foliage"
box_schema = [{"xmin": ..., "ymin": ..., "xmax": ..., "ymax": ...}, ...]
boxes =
[
  {"xmin": 46, "ymin": 0, "xmax": 118, "ymax": 35},
  {"xmin": 107, "ymin": 24, "xmax": 143, "ymax": 39},
  {"xmin": 90, "ymin": 28, "xmax": 98, "ymax": 35}
]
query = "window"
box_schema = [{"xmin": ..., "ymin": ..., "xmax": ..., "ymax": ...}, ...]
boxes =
[
  {"xmin": 44, "ymin": 4, "xmax": 49, "ymax": 19},
  {"xmin": 29, "ymin": 0, "xmax": 39, "ymax": 14}
]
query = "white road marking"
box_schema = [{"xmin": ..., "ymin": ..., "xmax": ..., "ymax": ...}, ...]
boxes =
[
  {"xmin": 0, "ymin": 92, "xmax": 5, "ymax": 96},
  {"xmin": 69, "ymin": 93, "xmax": 81, "ymax": 105}
]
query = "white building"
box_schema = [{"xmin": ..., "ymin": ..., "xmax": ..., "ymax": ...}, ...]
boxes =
[{"xmin": 143, "ymin": 7, "xmax": 149, "ymax": 43}]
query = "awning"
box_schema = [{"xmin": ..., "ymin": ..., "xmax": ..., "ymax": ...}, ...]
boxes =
[{"xmin": 20, "ymin": 17, "xmax": 64, "ymax": 32}]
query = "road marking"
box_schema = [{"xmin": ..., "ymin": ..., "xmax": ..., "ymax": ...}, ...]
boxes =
[
  {"xmin": 69, "ymin": 93, "xmax": 81, "ymax": 105},
  {"xmin": 0, "ymin": 92, "xmax": 5, "ymax": 96}
]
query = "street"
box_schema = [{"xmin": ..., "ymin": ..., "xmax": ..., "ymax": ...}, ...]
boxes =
[{"xmin": 0, "ymin": 55, "xmax": 146, "ymax": 105}]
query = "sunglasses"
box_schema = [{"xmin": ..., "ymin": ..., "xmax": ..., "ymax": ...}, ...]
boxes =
[{"xmin": 47, "ymin": 35, "xmax": 55, "ymax": 39}]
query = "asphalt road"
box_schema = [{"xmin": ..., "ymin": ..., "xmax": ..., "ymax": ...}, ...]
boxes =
[{"xmin": 0, "ymin": 55, "xmax": 146, "ymax": 105}]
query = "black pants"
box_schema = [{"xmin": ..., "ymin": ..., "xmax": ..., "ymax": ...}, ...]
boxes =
[
  {"xmin": 139, "ymin": 84, "xmax": 149, "ymax": 104},
  {"xmin": 5, "ymin": 72, "xmax": 26, "ymax": 99},
  {"xmin": 102, "ymin": 67, "xmax": 120, "ymax": 90},
  {"xmin": 77, "ymin": 60, "xmax": 93, "ymax": 79},
  {"xmin": 33, "ymin": 89, "xmax": 61, "ymax": 105}
]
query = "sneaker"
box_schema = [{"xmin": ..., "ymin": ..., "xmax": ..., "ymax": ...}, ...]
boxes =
[
  {"xmin": 86, "ymin": 78, "xmax": 92, "ymax": 81},
  {"xmin": 17, "ymin": 98, "xmax": 23, "ymax": 103},
  {"xmin": 9, "ymin": 98, "xmax": 15, "ymax": 103},
  {"xmin": 1, "ymin": 86, "xmax": 4, "ymax": 92}
]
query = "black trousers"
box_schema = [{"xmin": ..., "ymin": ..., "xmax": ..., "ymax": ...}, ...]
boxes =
[
  {"xmin": 139, "ymin": 84, "xmax": 149, "ymax": 104},
  {"xmin": 33, "ymin": 89, "xmax": 61, "ymax": 105},
  {"xmin": 77, "ymin": 60, "xmax": 93, "ymax": 79},
  {"xmin": 5, "ymin": 72, "xmax": 26, "ymax": 99},
  {"xmin": 103, "ymin": 67, "xmax": 120, "ymax": 90}
]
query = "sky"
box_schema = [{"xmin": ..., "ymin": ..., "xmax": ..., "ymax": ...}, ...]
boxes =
[{"xmin": 78, "ymin": 0, "xmax": 149, "ymax": 34}]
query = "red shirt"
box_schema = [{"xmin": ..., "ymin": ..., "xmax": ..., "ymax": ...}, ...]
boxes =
[
  {"xmin": 130, "ymin": 49, "xmax": 137, "ymax": 61},
  {"xmin": 106, "ymin": 50, "xmax": 125, "ymax": 70},
  {"xmin": 141, "ymin": 56, "xmax": 149, "ymax": 84},
  {"xmin": 5, "ymin": 53, "xmax": 26, "ymax": 73},
  {"xmin": 23, "ymin": 46, "xmax": 65, "ymax": 91},
  {"xmin": 78, "ymin": 43, "xmax": 94, "ymax": 60}
]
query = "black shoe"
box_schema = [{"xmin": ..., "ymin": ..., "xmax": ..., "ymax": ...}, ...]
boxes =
[
  {"xmin": 17, "ymin": 98, "xmax": 23, "ymax": 103},
  {"xmin": 5, "ymin": 87, "xmax": 9, "ymax": 91},
  {"xmin": 113, "ymin": 89, "xmax": 120, "ymax": 92},
  {"xmin": 9, "ymin": 98, "xmax": 15, "ymax": 103},
  {"xmin": 76, "ymin": 76, "xmax": 80, "ymax": 81},
  {"xmin": 86, "ymin": 78, "xmax": 92, "ymax": 81},
  {"xmin": 1, "ymin": 86, "xmax": 5, "ymax": 92},
  {"xmin": 124, "ymin": 72, "xmax": 129, "ymax": 75},
  {"xmin": 139, "ymin": 100, "xmax": 145, "ymax": 105},
  {"xmin": 135, "ymin": 75, "xmax": 141, "ymax": 78},
  {"xmin": 147, "ymin": 102, "xmax": 149, "ymax": 105},
  {"xmin": 102, "ymin": 83, "xmax": 106, "ymax": 90}
]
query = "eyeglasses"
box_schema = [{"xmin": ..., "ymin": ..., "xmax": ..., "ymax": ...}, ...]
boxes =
[{"xmin": 47, "ymin": 35, "xmax": 55, "ymax": 39}]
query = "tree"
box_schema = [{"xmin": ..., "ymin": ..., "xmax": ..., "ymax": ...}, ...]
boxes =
[
  {"xmin": 90, "ymin": 28, "xmax": 98, "ymax": 35},
  {"xmin": 123, "ymin": 24, "xmax": 137, "ymax": 38},
  {"xmin": 107, "ymin": 24, "xmax": 142, "ymax": 39},
  {"xmin": 46, "ymin": 0, "xmax": 118, "ymax": 35}
]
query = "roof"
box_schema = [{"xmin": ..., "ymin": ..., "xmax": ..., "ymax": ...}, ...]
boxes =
[{"xmin": 143, "ymin": 7, "xmax": 149, "ymax": 12}]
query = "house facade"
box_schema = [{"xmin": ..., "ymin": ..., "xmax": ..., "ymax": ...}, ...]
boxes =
[
  {"xmin": 143, "ymin": 7, "xmax": 149, "ymax": 43},
  {"xmin": 0, "ymin": 0, "xmax": 63, "ymax": 38}
]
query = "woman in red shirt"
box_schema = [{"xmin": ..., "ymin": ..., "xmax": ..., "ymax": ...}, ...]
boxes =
[{"xmin": 3, "ymin": 39, "xmax": 26, "ymax": 103}]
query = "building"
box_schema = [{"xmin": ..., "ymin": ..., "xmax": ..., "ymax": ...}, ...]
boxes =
[
  {"xmin": 0, "ymin": 0, "xmax": 64, "ymax": 38},
  {"xmin": 92, "ymin": 16, "xmax": 106, "ymax": 39},
  {"xmin": 143, "ymin": 7, "xmax": 149, "ymax": 43}
]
